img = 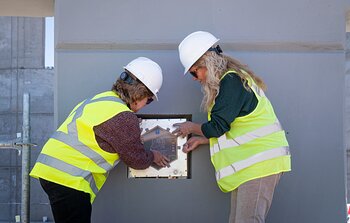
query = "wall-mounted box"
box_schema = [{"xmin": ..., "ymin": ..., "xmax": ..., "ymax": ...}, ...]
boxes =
[{"xmin": 128, "ymin": 114, "xmax": 191, "ymax": 179}]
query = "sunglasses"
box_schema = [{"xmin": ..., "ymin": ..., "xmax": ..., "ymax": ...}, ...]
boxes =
[{"xmin": 146, "ymin": 97, "xmax": 154, "ymax": 105}]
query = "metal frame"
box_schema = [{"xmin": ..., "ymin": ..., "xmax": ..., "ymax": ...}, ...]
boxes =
[{"xmin": 128, "ymin": 114, "xmax": 192, "ymax": 179}]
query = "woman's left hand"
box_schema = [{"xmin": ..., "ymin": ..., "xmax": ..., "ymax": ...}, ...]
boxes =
[{"xmin": 182, "ymin": 136, "xmax": 209, "ymax": 153}]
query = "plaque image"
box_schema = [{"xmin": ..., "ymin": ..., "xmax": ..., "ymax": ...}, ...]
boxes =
[
  {"xmin": 128, "ymin": 114, "xmax": 191, "ymax": 179},
  {"xmin": 142, "ymin": 125, "xmax": 177, "ymax": 170}
]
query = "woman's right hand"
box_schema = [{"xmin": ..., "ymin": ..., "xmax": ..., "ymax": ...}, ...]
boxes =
[
  {"xmin": 151, "ymin": 150, "xmax": 170, "ymax": 167},
  {"xmin": 182, "ymin": 136, "xmax": 209, "ymax": 153}
]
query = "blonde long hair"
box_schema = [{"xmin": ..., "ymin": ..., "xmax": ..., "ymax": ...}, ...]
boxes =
[{"xmin": 194, "ymin": 51, "xmax": 266, "ymax": 111}]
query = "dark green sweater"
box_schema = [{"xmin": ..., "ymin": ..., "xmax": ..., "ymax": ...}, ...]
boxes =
[{"xmin": 201, "ymin": 72, "xmax": 258, "ymax": 138}]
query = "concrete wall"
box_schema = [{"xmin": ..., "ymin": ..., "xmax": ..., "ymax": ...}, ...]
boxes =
[
  {"xmin": 0, "ymin": 17, "xmax": 54, "ymax": 222},
  {"xmin": 52, "ymin": 0, "xmax": 347, "ymax": 222}
]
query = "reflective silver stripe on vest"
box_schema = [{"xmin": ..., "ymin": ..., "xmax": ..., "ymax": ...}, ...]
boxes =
[
  {"xmin": 215, "ymin": 146, "xmax": 290, "ymax": 181},
  {"xmin": 51, "ymin": 131, "xmax": 118, "ymax": 171},
  {"xmin": 45, "ymin": 94, "xmax": 124, "ymax": 193},
  {"xmin": 37, "ymin": 153, "xmax": 99, "ymax": 195},
  {"xmin": 210, "ymin": 121, "xmax": 283, "ymax": 156},
  {"xmin": 251, "ymin": 84, "xmax": 265, "ymax": 98},
  {"xmin": 237, "ymin": 70, "xmax": 265, "ymax": 98},
  {"xmin": 56, "ymin": 96, "xmax": 124, "ymax": 170}
]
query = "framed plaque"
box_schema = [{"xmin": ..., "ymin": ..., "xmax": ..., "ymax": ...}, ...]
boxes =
[{"xmin": 128, "ymin": 114, "xmax": 191, "ymax": 179}]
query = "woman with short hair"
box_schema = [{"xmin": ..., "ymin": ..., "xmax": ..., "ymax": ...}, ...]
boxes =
[{"xmin": 30, "ymin": 57, "xmax": 169, "ymax": 223}]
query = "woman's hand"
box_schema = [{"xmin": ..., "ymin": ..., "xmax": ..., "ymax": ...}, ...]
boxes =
[
  {"xmin": 182, "ymin": 136, "xmax": 209, "ymax": 153},
  {"xmin": 172, "ymin": 121, "xmax": 203, "ymax": 137},
  {"xmin": 151, "ymin": 150, "xmax": 170, "ymax": 167}
]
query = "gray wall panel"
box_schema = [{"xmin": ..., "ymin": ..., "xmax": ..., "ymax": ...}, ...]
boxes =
[
  {"xmin": 54, "ymin": 0, "xmax": 347, "ymax": 222},
  {"xmin": 56, "ymin": 0, "xmax": 344, "ymax": 43},
  {"xmin": 55, "ymin": 50, "xmax": 346, "ymax": 222},
  {"xmin": 56, "ymin": 51, "xmax": 205, "ymax": 123}
]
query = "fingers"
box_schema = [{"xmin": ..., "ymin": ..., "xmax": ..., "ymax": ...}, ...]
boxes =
[
  {"xmin": 182, "ymin": 137, "xmax": 205, "ymax": 153},
  {"xmin": 160, "ymin": 156, "xmax": 170, "ymax": 167},
  {"xmin": 157, "ymin": 156, "xmax": 170, "ymax": 167},
  {"xmin": 172, "ymin": 123, "xmax": 182, "ymax": 135},
  {"xmin": 159, "ymin": 155, "xmax": 170, "ymax": 167},
  {"xmin": 172, "ymin": 127, "xmax": 182, "ymax": 136},
  {"xmin": 182, "ymin": 141, "xmax": 196, "ymax": 153},
  {"xmin": 151, "ymin": 150, "xmax": 170, "ymax": 168},
  {"xmin": 163, "ymin": 155, "xmax": 170, "ymax": 162},
  {"xmin": 182, "ymin": 143, "xmax": 194, "ymax": 153},
  {"xmin": 172, "ymin": 123, "xmax": 189, "ymax": 138},
  {"xmin": 182, "ymin": 143, "xmax": 190, "ymax": 153}
]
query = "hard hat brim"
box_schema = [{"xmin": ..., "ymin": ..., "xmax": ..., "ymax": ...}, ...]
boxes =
[{"xmin": 182, "ymin": 38, "xmax": 220, "ymax": 75}]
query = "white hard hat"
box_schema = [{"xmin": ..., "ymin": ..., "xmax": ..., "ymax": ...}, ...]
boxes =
[
  {"xmin": 124, "ymin": 57, "xmax": 163, "ymax": 100},
  {"xmin": 178, "ymin": 31, "xmax": 220, "ymax": 75}
]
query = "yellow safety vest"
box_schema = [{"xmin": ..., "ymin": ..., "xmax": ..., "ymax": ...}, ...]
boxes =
[
  {"xmin": 208, "ymin": 71, "xmax": 291, "ymax": 192},
  {"xmin": 30, "ymin": 91, "xmax": 130, "ymax": 203}
]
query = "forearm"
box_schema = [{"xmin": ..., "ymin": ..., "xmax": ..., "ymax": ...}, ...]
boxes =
[
  {"xmin": 120, "ymin": 149, "xmax": 154, "ymax": 170},
  {"xmin": 191, "ymin": 122, "xmax": 204, "ymax": 136},
  {"xmin": 94, "ymin": 111, "xmax": 154, "ymax": 169}
]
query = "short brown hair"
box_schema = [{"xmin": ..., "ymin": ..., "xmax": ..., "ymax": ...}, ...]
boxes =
[{"xmin": 111, "ymin": 71, "xmax": 153, "ymax": 105}]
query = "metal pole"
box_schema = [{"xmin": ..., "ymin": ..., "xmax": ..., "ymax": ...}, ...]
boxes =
[{"xmin": 21, "ymin": 93, "xmax": 30, "ymax": 223}]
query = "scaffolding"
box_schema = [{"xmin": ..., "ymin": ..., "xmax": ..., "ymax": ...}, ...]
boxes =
[{"xmin": 0, "ymin": 93, "xmax": 36, "ymax": 223}]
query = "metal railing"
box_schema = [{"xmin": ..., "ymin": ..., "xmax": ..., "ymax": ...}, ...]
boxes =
[{"xmin": 0, "ymin": 93, "xmax": 36, "ymax": 223}]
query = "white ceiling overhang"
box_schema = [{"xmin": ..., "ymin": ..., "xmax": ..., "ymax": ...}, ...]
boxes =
[{"xmin": 0, "ymin": 0, "xmax": 54, "ymax": 17}]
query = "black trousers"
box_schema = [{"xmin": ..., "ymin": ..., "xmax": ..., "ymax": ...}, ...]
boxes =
[{"xmin": 39, "ymin": 179, "xmax": 92, "ymax": 223}]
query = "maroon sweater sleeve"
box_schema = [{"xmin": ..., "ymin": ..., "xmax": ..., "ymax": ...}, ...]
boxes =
[{"xmin": 93, "ymin": 111, "xmax": 154, "ymax": 170}]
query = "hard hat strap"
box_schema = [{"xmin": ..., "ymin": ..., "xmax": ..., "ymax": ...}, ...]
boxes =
[{"xmin": 208, "ymin": 45, "xmax": 223, "ymax": 55}]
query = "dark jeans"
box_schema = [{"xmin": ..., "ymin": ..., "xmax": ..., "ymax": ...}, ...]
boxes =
[{"xmin": 39, "ymin": 179, "xmax": 92, "ymax": 223}]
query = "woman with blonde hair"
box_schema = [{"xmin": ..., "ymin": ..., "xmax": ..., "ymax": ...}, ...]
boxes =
[{"xmin": 173, "ymin": 31, "xmax": 291, "ymax": 223}]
